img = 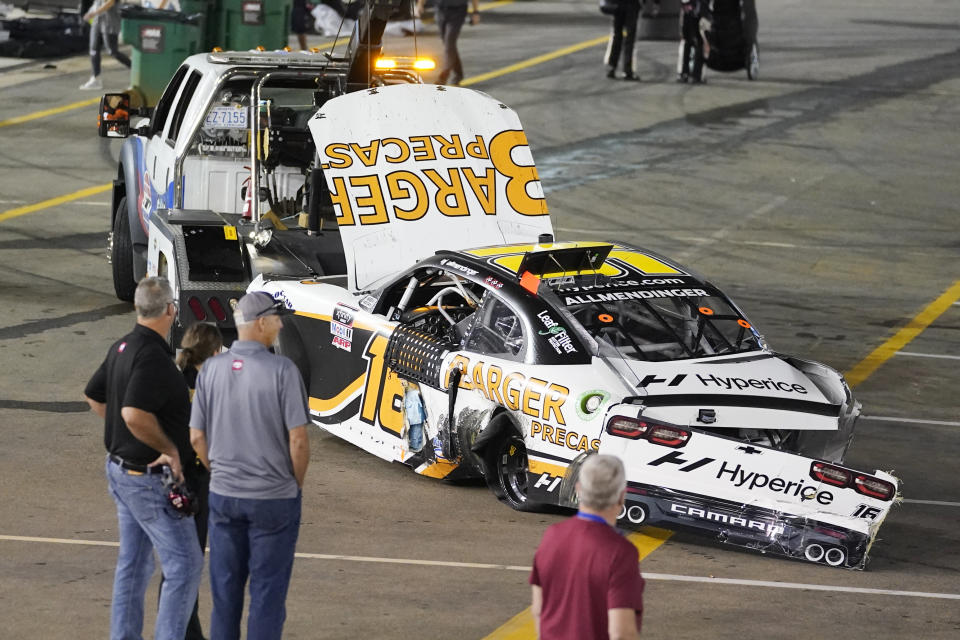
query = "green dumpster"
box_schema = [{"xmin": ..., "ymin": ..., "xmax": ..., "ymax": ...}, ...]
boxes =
[
  {"xmin": 210, "ymin": 0, "xmax": 293, "ymax": 52},
  {"xmin": 120, "ymin": 6, "xmax": 204, "ymax": 107},
  {"xmin": 180, "ymin": 0, "xmax": 217, "ymax": 53}
]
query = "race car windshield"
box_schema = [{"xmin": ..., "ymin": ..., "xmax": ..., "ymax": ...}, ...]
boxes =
[{"xmin": 565, "ymin": 293, "xmax": 762, "ymax": 362}]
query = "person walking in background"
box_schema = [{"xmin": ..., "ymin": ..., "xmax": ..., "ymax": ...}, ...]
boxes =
[
  {"xmin": 416, "ymin": 0, "xmax": 480, "ymax": 86},
  {"xmin": 678, "ymin": 0, "xmax": 707, "ymax": 82},
  {"xmin": 292, "ymin": 0, "xmax": 310, "ymax": 50},
  {"xmin": 189, "ymin": 292, "xmax": 310, "ymax": 640},
  {"xmin": 529, "ymin": 454, "xmax": 645, "ymax": 640},
  {"xmin": 84, "ymin": 277, "xmax": 204, "ymax": 640},
  {"xmin": 604, "ymin": 0, "xmax": 641, "ymax": 81},
  {"xmin": 80, "ymin": 0, "xmax": 131, "ymax": 90},
  {"xmin": 171, "ymin": 322, "xmax": 222, "ymax": 640}
]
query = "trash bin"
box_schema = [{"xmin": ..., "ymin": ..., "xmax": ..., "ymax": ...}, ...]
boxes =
[
  {"xmin": 210, "ymin": 0, "xmax": 293, "ymax": 52},
  {"xmin": 120, "ymin": 6, "xmax": 204, "ymax": 107},
  {"xmin": 180, "ymin": 0, "xmax": 217, "ymax": 52}
]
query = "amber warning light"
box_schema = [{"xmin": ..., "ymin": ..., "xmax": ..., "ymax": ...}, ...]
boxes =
[{"xmin": 374, "ymin": 57, "xmax": 436, "ymax": 70}]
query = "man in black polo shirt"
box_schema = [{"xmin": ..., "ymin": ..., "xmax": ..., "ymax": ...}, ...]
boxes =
[{"xmin": 85, "ymin": 277, "xmax": 204, "ymax": 640}]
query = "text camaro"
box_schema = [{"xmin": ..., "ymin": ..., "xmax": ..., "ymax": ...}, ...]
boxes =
[{"xmin": 142, "ymin": 81, "xmax": 898, "ymax": 569}]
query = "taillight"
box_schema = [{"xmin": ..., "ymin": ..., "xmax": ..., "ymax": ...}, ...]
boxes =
[
  {"xmin": 208, "ymin": 296, "xmax": 228, "ymax": 323},
  {"xmin": 809, "ymin": 462, "xmax": 895, "ymax": 502},
  {"xmin": 854, "ymin": 474, "xmax": 895, "ymax": 500},
  {"xmin": 606, "ymin": 416, "xmax": 648, "ymax": 439},
  {"xmin": 187, "ymin": 296, "xmax": 207, "ymax": 321},
  {"xmin": 648, "ymin": 425, "xmax": 690, "ymax": 447},
  {"xmin": 810, "ymin": 462, "xmax": 851, "ymax": 487},
  {"xmin": 605, "ymin": 416, "xmax": 689, "ymax": 448}
]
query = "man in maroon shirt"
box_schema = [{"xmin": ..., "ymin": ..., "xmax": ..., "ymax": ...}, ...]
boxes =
[{"xmin": 529, "ymin": 454, "xmax": 645, "ymax": 639}]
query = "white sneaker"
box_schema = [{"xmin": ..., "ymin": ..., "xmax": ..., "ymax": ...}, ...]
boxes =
[{"xmin": 79, "ymin": 76, "xmax": 103, "ymax": 90}]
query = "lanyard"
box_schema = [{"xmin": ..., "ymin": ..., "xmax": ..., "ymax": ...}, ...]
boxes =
[{"xmin": 576, "ymin": 512, "xmax": 609, "ymax": 526}]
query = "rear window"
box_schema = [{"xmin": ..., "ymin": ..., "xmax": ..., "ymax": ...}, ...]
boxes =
[{"xmin": 562, "ymin": 288, "xmax": 761, "ymax": 362}]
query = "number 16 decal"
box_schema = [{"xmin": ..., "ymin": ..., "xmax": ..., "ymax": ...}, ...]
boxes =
[{"xmin": 359, "ymin": 333, "xmax": 405, "ymax": 437}]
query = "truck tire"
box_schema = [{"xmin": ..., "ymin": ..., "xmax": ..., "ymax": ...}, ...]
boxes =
[{"xmin": 111, "ymin": 197, "xmax": 136, "ymax": 302}]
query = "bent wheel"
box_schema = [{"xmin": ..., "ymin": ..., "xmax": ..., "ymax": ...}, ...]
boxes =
[
  {"xmin": 485, "ymin": 430, "xmax": 537, "ymax": 512},
  {"xmin": 111, "ymin": 196, "xmax": 136, "ymax": 302}
]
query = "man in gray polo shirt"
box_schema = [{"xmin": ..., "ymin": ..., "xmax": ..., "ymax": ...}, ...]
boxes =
[{"xmin": 190, "ymin": 291, "xmax": 310, "ymax": 640}]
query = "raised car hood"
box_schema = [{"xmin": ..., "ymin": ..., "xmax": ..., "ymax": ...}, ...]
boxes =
[
  {"xmin": 618, "ymin": 353, "xmax": 845, "ymax": 432},
  {"xmin": 308, "ymin": 84, "xmax": 553, "ymax": 291}
]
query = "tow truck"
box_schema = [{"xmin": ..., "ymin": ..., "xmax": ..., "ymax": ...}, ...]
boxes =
[{"xmin": 98, "ymin": 0, "xmax": 425, "ymax": 344}]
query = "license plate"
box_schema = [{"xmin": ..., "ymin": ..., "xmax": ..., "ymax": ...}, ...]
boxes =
[{"xmin": 204, "ymin": 106, "xmax": 248, "ymax": 129}]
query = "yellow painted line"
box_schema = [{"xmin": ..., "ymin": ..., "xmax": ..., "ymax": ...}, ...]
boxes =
[
  {"xmin": 0, "ymin": 182, "xmax": 111, "ymax": 223},
  {"xmin": 0, "ymin": 96, "xmax": 100, "ymax": 129},
  {"xmin": 483, "ymin": 526, "xmax": 671, "ymax": 639},
  {"xmin": 477, "ymin": 0, "xmax": 515, "ymax": 10},
  {"xmin": 845, "ymin": 280, "xmax": 960, "ymax": 387},
  {"xmin": 462, "ymin": 35, "xmax": 608, "ymax": 87}
]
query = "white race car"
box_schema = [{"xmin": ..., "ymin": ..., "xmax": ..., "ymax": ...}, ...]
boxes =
[{"xmin": 150, "ymin": 82, "xmax": 898, "ymax": 569}]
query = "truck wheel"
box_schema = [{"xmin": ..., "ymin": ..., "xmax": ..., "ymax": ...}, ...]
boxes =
[
  {"xmin": 111, "ymin": 197, "xmax": 136, "ymax": 302},
  {"xmin": 484, "ymin": 423, "xmax": 537, "ymax": 512}
]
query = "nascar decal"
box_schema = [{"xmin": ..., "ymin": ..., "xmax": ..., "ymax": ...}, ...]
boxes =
[
  {"xmin": 331, "ymin": 304, "xmax": 356, "ymax": 352},
  {"xmin": 647, "ymin": 450, "xmax": 835, "ymax": 505},
  {"xmin": 563, "ymin": 287, "xmax": 708, "ymax": 306},
  {"xmin": 445, "ymin": 355, "xmax": 568, "ymax": 425},
  {"xmin": 318, "ymin": 131, "xmax": 545, "ymax": 223},
  {"xmin": 536, "ymin": 310, "xmax": 577, "ymax": 355}
]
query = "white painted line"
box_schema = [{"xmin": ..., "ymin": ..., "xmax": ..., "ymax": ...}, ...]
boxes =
[
  {"xmin": 895, "ymin": 351, "xmax": 960, "ymax": 360},
  {"xmin": 0, "ymin": 535, "xmax": 119, "ymax": 547},
  {"xmin": 5, "ymin": 534, "xmax": 960, "ymax": 600},
  {"xmin": 295, "ymin": 551, "xmax": 530, "ymax": 572},
  {"xmin": 860, "ymin": 415, "xmax": 960, "ymax": 427},
  {"xmin": 903, "ymin": 499, "xmax": 960, "ymax": 507},
  {"xmin": 643, "ymin": 573, "xmax": 960, "ymax": 601}
]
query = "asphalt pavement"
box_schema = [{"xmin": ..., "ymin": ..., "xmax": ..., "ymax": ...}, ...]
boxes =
[{"xmin": 1, "ymin": 1, "xmax": 959, "ymax": 638}]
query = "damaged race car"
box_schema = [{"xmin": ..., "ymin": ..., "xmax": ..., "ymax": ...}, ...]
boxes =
[{"xmin": 146, "ymin": 81, "xmax": 899, "ymax": 569}]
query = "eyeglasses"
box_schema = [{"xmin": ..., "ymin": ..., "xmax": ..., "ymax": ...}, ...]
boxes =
[
  {"xmin": 254, "ymin": 300, "xmax": 285, "ymax": 319},
  {"xmin": 168, "ymin": 299, "xmax": 179, "ymax": 314}
]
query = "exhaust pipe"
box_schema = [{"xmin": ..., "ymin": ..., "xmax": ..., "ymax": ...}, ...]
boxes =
[
  {"xmin": 825, "ymin": 547, "xmax": 846, "ymax": 567},
  {"xmin": 804, "ymin": 543, "xmax": 825, "ymax": 563}
]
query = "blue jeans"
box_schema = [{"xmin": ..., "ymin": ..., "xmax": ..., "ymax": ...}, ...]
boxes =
[
  {"xmin": 106, "ymin": 457, "xmax": 204, "ymax": 640},
  {"xmin": 208, "ymin": 491, "xmax": 302, "ymax": 640}
]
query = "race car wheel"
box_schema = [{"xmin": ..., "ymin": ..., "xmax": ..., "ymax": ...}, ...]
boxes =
[
  {"xmin": 485, "ymin": 429, "xmax": 536, "ymax": 512},
  {"xmin": 746, "ymin": 43, "xmax": 759, "ymax": 80},
  {"xmin": 111, "ymin": 197, "xmax": 136, "ymax": 302}
]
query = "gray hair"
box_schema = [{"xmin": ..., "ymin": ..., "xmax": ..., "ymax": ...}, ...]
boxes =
[
  {"xmin": 577, "ymin": 454, "xmax": 627, "ymax": 510},
  {"xmin": 134, "ymin": 277, "xmax": 174, "ymax": 319}
]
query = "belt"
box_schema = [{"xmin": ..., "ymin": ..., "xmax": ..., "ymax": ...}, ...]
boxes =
[{"xmin": 109, "ymin": 454, "xmax": 166, "ymax": 475}]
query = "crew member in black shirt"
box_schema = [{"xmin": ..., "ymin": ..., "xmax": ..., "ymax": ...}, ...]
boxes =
[{"xmin": 84, "ymin": 276, "xmax": 203, "ymax": 640}]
